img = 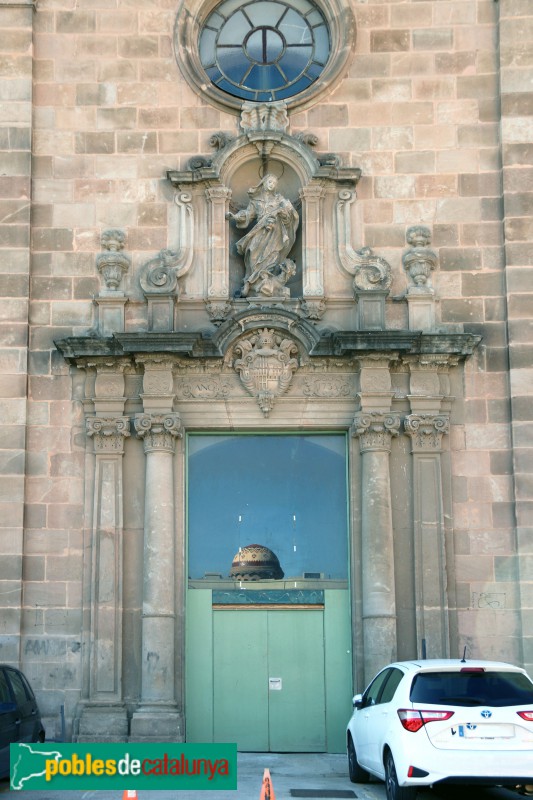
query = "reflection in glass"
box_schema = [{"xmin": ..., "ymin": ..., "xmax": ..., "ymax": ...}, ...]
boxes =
[
  {"xmin": 217, "ymin": 10, "xmax": 251, "ymax": 44},
  {"xmin": 275, "ymin": 74, "xmax": 312, "ymax": 99},
  {"xmin": 314, "ymin": 25, "xmax": 329, "ymax": 62},
  {"xmin": 199, "ymin": 29, "xmax": 217, "ymax": 64},
  {"xmin": 247, "ymin": 64, "xmax": 286, "ymax": 90},
  {"xmin": 279, "ymin": 9, "xmax": 311, "ymax": 44},
  {"xmin": 188, "ymin": 434, "xmax": 348, "ymax": 582},
  {"xmin": 246, "ymin": 2, "xmax": 284, "ymax": 27},
  {"xmin": 218, "ymin": 49, "xmax": 250, "ymax": 83}
]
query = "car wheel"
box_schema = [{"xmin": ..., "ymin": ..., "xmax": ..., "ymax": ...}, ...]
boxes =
[
  {"xmin": 347, "ymin": 736, "xmax": 369, "ymax": 784},
  {"xmin": 384, "ymin": 751, "xmax": 417, "ymax": 800}
]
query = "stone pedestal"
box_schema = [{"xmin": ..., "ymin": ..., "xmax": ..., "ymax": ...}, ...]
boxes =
[
  {"xmin": 77, "ymin": 704, "xmax": 128, "ymax": 742},
  {"xmin": 355, "ymin": 290, "xmax": 388, "ymax": 330},
  {"xmin": 406, "ymin": 288, "xmax": 435, "ymax": 331},
  {"xmin": 95, "ymin": 293, "xmax": 128, "ymax": 335},
  {"xmin": 145, "ymin": 293, "xmax": 176, "ymax": 332},
  {"xmin": 130, "ymin": 706, "xmax": 183, "ymax": 741}
]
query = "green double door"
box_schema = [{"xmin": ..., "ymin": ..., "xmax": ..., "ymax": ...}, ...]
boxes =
[
  {"xmin": 186, "ymin": 590, "xmax": 352, "ymax": 752},
  {"xmin": 214, "ymin": 608, "xmax": 325, "ymax": 751}
]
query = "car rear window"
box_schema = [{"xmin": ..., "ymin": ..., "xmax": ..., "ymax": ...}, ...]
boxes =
[
  {"xmin": 410, "ymin": 670, "xmax": 533, "ymax": 707},
  {"xmin": 0, "ymin": 670, "xmax": 10, "ymax": 704}
]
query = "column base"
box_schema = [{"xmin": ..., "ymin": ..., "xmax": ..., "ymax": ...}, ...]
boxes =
[
  {"xmin": 363, "ymin": 615, "xmax": 397, "ymax": 685},
  {"xmin": 75, "ymin": 704, "xmax": 129, "ymax": 742},
  {"xmin": 130, "ymin": 705, "xmax": 183, "ymax": 742}
]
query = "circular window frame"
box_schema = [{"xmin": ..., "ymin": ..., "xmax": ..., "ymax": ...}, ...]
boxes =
[{"xmin": 174, "ymin": 0, "xmax": 356, "ymax": 114}]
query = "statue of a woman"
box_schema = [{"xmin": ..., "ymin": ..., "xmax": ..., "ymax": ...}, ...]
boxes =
[{"xmin": 226, "ymin": 173, "xmax": 299, "ymax": 298}]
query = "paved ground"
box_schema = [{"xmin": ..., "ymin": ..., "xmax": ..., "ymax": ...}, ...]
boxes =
[{"xmin": 0, "ymin": 752, "xmax": 525, "ymax": 800}]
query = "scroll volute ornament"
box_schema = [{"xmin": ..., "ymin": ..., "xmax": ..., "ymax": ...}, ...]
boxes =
[{"xmin": 232, "ymin": 328, "xmax": 300, "ymax": 417}]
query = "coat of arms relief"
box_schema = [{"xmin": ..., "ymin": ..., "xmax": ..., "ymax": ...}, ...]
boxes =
[{"xmin": 231, "ymin": 328, "xmax": 300, "ymax": 416}]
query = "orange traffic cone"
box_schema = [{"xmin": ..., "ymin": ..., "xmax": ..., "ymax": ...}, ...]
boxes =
[
  {"xmin": 122, "ymin": 792, "xmax": 138, "ymax": 800},
  {"xmin": 259, "ymin": 768, "xmax": 276, "ymax": 800}
]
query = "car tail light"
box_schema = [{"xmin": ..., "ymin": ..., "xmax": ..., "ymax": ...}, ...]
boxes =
[
  {"xmin": 408, "ymin": 766, "xmax": 429, "ymax": 778},
  {"xmin": 397, "ymin": 709, "xmax": 454, "ymax": 732},
  {"xmin": 517, "ymin": 711, "xmax": 533, "ymax": 721}
]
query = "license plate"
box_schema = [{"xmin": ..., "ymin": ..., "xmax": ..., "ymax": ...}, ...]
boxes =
[{"xmin": 458, "ymin": 723, "xmax": 514, "ymax": 739}]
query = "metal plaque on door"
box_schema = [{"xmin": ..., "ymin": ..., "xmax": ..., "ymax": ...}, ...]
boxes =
[{"xmin": 269, "ymin": 677, "xmax": 282, "ymax": 691}]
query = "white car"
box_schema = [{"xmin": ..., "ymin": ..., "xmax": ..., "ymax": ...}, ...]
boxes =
[{"xmin": 346, "ymin": 659, "xmax": 533, "ymax": 799}]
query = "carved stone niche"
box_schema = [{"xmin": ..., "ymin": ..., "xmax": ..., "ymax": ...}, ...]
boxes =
[{"xmin": 166, "ymin": 101, "xmax": 362, "ymax": 327}]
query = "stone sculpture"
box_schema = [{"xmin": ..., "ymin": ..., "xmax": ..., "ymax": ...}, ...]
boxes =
[{"xmin": 226, "ymin": 173, "xmax": 299, "ymax": 298}]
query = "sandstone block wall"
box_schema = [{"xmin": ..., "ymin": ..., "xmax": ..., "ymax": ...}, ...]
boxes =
[{"xmin": 0, "ymin": 0, "xmax": 531, "ymax": 737}]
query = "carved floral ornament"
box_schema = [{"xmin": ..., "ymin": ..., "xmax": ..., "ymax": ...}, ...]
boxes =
[
  {"xmin": 134, "ymin": 413, "xmax": 183, "ymax": 453},
  {"xmin": 86, "ymin": 416, "xmax": 131, "ymax": 453},
  {"xmin": 351, "ymin": 412, "xmax": 401, "ymax": 452},
  {"xmin": 404, "ymin": 414, "xmax": 450, "ymax": 452},
  {"xmin": 231, "ymin": 328, "xmax": 300, "ymax": 416}
]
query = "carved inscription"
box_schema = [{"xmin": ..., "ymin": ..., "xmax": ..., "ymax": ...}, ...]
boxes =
[
  {"xmin": 303, "ymin": 377, "xmax": 351, "ymax": 398},
  {"xmin": 177, "ymin": 379, "xmax": 231, "ymax": 400}
]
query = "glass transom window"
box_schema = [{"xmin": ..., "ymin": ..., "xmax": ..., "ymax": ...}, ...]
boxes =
[{"xmin": 199, "ymin": 0, "xmax": 331, "ymax": 102}]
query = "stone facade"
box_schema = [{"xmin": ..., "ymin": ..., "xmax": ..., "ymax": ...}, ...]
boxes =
[{"xmin": 0, "ymin": 0, "xmax": 532, "ymax": 744}]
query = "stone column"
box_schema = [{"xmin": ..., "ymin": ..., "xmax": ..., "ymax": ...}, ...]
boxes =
[
  {"xmin": 352, "ymin": 410, "xmax": 400, "ymax": 683},
  {"xmin": 206, "ymin": 184, "xmax": 231, "ymax": 299},
  {"xmin": 300, "ymin": 182, "xmax": 325, "ymax": 297},
  {"xmin": 404, "ymin": 355, "xmax": 451, "ymax": 659},
  {"xmin": 77, "ymin": 361, "xmax": 130, "ymax": 741},
  {"xmin": 404, "ymin": 413, "xmax": 450, "ymax": 659},
  {"xmin": 131, "ymin": 357, "xmax": 182, "ymax": 740}
]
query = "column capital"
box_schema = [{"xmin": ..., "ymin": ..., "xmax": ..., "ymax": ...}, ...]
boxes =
[
  {"xmin": 404, "ymin": 413, "xmax": 449, "ymax": 452},
  {"xmin": 351, "ymin": 411, "xmax": 400, "ymax": 452},
  {"xmin": 205, "ymin": 184, "xmax": 232, "ymax": 202},
  {"xmin": 134, "ymin": 412, "xmax": 182, "ymax": 453},
  {"xmin": 86, "ymin": 416, "xmax": 131, "ymax": 454},
  {"xmin": 299, "ymin": 182, "xmax": 327, "ymax": 200}
]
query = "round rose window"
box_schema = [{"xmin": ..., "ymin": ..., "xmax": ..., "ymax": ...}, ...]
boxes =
[{"xmin": 199, "ymin": 0, "xmax": 331, "ymax": 102}]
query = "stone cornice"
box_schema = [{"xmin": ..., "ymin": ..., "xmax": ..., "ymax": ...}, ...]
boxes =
[
  {"xmin": 0, "ymin": 0, "xmax": 35, "ymax": 6},
  {"xmin": 316, "ymin": 331, "xmax": 481, "ymax": 358},
  {"xmin": 55, "ymin": 329, "xmax": 481, "ymax": 365}
]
